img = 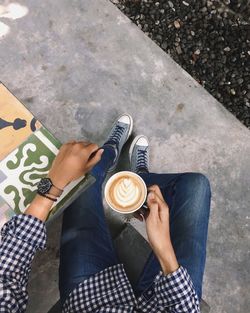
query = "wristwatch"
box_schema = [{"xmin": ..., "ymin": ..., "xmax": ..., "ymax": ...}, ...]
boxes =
[{"xmin": 37, "ymin": 177, "xmax": 63, "ymax": 201}]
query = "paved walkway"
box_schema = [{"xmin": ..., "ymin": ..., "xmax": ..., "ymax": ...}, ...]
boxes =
[{"xmin": 0, "ymin": 0, "xmax": 249, "ymax": 312}]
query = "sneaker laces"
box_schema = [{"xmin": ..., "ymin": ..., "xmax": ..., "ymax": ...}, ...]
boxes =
[
  {"xmin": 105, "ymin": 125, "xmax": 125, "ymax": 146},
  {"xmin": 136, "ymin": 149, "xmax": 148, "ymax": 172}
]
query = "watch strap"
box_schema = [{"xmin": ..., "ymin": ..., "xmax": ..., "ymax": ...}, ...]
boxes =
[
  {"xmin": 49, "ymin": 185, "xmax": 63, "ymax": 197},
  {"xmin": 37, "ymin": 191, "xmax": 57, "ymax": 202},
  {"xmin": 50, "ymin": 179, "xmax": 63, "ymax": 196}
]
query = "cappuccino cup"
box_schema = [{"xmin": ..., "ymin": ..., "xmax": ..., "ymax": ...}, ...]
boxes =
[{"xmin": 104, "ymin": 171, "xmax": 147, "ymax": 214}]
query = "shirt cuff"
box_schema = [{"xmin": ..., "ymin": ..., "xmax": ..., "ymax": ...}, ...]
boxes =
[
  {"xmin": 1, "ymin": 214, "xmax": 46, "ymax": 250},
  {"xmin": 154, "ymin": 266, "xmax": 200, "ymax": 308}
]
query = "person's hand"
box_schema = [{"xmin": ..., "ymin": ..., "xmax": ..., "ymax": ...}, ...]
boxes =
[
  {"xmin": 48, "ymin": 141, "xmax": 103, "ymax": 189},
  {"xmin": 145, "ymin": 185, "xmax": 179, "ymax": 274}
]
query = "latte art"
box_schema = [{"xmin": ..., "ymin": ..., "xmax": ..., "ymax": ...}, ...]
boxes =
[
  {"xmin": 105, "ymin": 171, "xmax": 147, "ymax": 213},
  {"xmin": 113, "ymin": 178, "xmax": 140, "ymax": 208}
]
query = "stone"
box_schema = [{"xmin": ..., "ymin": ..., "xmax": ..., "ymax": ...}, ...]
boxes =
[{"xmin": 174, "ymin": 20, "xmax": 181, "ymax": 29}]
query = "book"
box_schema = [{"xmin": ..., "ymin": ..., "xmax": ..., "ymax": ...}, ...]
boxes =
[{"xmin": 0, "ymin": 82, "xmax": 95, "ymax": 228}]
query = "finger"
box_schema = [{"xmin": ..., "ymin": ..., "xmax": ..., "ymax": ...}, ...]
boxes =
[
  {"xmin": 58, "ymin": 143, "xmax": 68, "ymax": 153},
  {"xmin": 86, "ymin": 149, "xmax": 104, "ymax": 168},
  {"xmin": 56, "ymin": 143, "xmax": 71, "ymax": 157},
  {"xmin": 146, "ymin": 192, "xmax": 159, "ymax": 220},
  {"xmin": 136, "ymin": 206, "xmax": 149, "ymax": 220},
  {"xmin": 148, "ymin": 190, "xmax": 169, "ymax": 216},
  {"xmin": 67, "ymin": 140, "xmax": 77, "ymax": 145},
  {"xmin": 86, "ymin": 143, "xmax": 99, "ymax": 155},
  {"xmin": 75, "ymin": 142, "xmax": 98, "ymax": 156},
  {"xmin": 133, "ymin": 211, "xmax": 144, "ymax": 222},
  {"xmin": 147, "ymin": 185, "xmax": 164, "ymax": 202},
  {"xmin": 148, "ymin": 192, "xmax": 169, "ymax": 227},
  {"xmin": 147, "ymin": 185, "xmax": 164, "ymax": 201},
  {"xmin": 77, "ymin": 141, "xmax": 92, "ymax": 147},
  {"xmin": 72, "ymin": 141, "xmax": 91, "ymax": 151}
]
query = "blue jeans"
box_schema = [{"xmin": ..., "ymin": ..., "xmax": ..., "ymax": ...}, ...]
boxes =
[{"xmin": 59, "ymin": 146, "xmax": 211, "ymax": 305}]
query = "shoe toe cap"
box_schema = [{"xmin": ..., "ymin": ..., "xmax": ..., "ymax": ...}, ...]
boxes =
[
  {"xmin": 118, "ymin": 114, "xmax": 132, "ymax": 125},
  {"xmin": 136, "ymin": 136, "xmax": 149, "ymax": 147}
]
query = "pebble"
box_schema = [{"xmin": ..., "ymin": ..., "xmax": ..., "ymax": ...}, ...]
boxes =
[
  {"xmin": 174, "ymin": 20, "xmax": 181, "ymax": 29},
  {"xmin": 176, "ymin": 46, "xmax": 182, "ymax": 54},
  {"xmin": 161, "ymin": 41, "xmax": 168, "ymax": 49},
  {"xmin": 114, "ymin": 0, "xmax": 250, "ymax": 128},
  {"xmin": 168, "ymin": 1, "xmax": 174, "ymax": 8}
]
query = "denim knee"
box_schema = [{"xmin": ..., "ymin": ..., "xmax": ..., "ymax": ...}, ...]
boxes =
[
  {"xmin": 182, "ymin": 173, "xmax": 211, "ymax": 196},
  {"xmin": 176, "ymin": 173, "xmax": 211, "ymax": 220}
]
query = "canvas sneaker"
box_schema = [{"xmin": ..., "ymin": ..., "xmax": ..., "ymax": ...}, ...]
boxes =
[
  {"xmin": 103, "ymin": 114, "xmax": 133, "ymax": 172},
  {"xmin": 129, "ymin": 135, "xmax": 149, "ymax": 174}
]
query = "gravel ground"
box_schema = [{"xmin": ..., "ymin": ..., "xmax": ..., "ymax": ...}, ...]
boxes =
[{"xmin": 111, "ymin": 0, "xmax": 250, "ymax": 128}]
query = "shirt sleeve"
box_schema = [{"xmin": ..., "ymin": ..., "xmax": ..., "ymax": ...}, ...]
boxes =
[
  {"xmin": 137, "ymin": 266, "xmax": 200, "ymax": 313},
  {"xmin": 154, "ymin": 266, "xmax": 200, "ymax": 312},
  {"xmin": 0, "ymin": 214, "xmax": 46, "ymax": 313}
]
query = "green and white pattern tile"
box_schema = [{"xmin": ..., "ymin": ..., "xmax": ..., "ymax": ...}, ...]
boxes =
[
  {"xmin": 0, "ymin": 127, "xmax": 61, "ymax": 213},
  {"xmin": 0, "ymin": 196, "xmax": 14, "ymax": 231},
  {"xmin": 0, "ymin": 126, "xmax": 93, "ymax": 220}
]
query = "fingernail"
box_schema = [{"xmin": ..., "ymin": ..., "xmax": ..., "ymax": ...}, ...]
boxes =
[
  {"xmin": 148, "ymin": 192, "xmax": 154, "ymax": 200},
  {"xmin": 99, "ymin": 149, "xmax": 104, "ymax": 154}
]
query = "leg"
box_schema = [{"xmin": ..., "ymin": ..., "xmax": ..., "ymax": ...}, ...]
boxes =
[
  {"xmin": 59, "ymin": 146, "xmax": 118, "ymax": 304},
  {"xmin": 135, "ymin": 172, "xmax": 211, "ymax": 300},
  {"xmin": 59, "ymin": 114, "xmax": 133, "ymax": 304}
]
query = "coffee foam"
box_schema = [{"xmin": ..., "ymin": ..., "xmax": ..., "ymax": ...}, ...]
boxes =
[{"xmin": 105, "ymin": 173, "xmax": 146, "ymax": 213}]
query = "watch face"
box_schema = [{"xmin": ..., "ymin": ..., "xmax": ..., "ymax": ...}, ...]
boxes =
[{"xmin": 38, "ymin": 178, "xmax": 52, "ymax": 194}]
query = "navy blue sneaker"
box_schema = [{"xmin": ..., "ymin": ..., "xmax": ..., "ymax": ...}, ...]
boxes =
[
  {"xmin": 103, "ymin": 114, "xmax": 133, "ymax": 172},
  {"xmin": 129, "ymin": 135, "xmax": 149, "ymax": 174}
]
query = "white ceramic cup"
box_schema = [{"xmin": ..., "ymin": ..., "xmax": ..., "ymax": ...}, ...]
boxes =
[{"xmin": 104, "ymin": 171, "xmax": 147, "ymax": 214}]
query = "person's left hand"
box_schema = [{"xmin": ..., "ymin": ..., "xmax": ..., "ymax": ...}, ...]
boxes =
[
  {"xmin": 136, "ymin": 185, "xmax": 179, "ymax": 274},
  {"xmin": 48, "ymin": 140, "xmax": 103, "ymax": 189}
]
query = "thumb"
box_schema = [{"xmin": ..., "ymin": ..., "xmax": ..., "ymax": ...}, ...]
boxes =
[
  {"xmin": 87, "ymin": 149, "xmax": 104, "ymax": 168},
  {"xmin": 147, "ymin": 192, "xmax": 159, "ymax": 219}
]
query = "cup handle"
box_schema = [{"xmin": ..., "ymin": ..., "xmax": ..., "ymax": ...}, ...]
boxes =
[{"xmin": 137, "ymin": 203, "xmax": 149, "ymax": 218}]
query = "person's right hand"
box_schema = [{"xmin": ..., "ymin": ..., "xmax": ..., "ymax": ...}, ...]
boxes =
[
  {"xmin": 145, "ymin": 185, "xmax": 179, "ymax": 274},
  {"xmin": 48, "ymin": 141, "xmax": 103, "ymax": 190}
]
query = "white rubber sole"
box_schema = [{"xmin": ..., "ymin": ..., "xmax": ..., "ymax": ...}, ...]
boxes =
[{"xmin": 129, "ymin": 134, "xmax": 149, "ymax": 163}]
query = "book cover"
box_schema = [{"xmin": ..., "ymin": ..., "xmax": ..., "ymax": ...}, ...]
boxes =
[{"xmin": 0, "ymin": 83, "xmax": 95, "ymax": 227}]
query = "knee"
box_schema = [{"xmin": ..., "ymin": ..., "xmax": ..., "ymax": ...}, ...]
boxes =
[
  {"xmin": 182, "ymin": 173, "xmax": 211, "ymax": 198},
  {"xmin": 179, "ymin": 173, "xmax": 211, "ymax": 221}
]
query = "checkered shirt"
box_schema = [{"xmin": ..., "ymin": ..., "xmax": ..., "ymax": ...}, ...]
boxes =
[{"xmin": 0, "ymin": 215, "xmax": 200, "ymax": 313}]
